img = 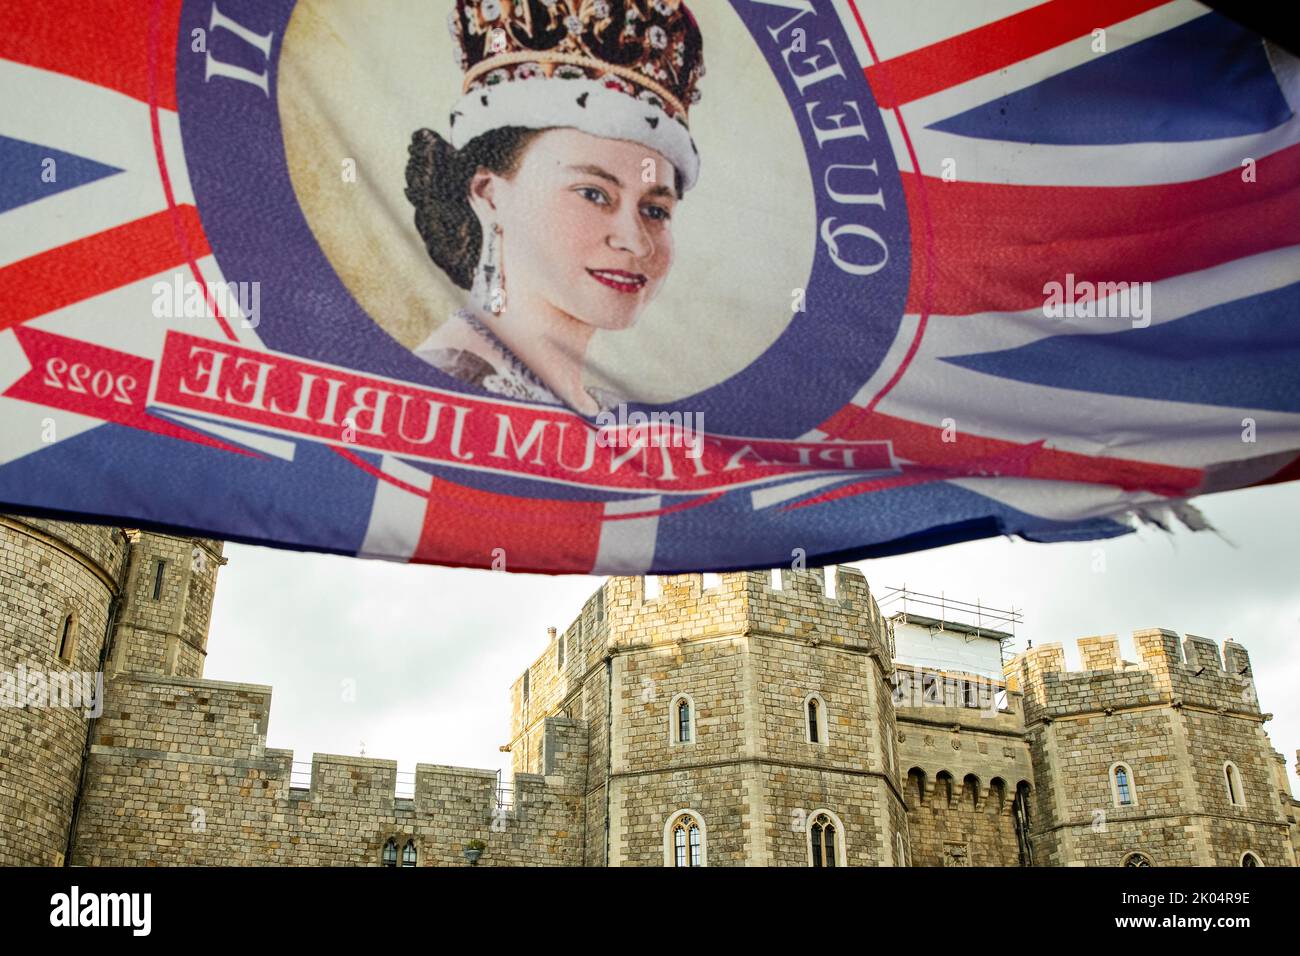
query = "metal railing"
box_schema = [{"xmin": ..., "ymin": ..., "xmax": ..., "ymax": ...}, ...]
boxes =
[
  {"xmin": 495, "ymin": 768, "xmax": 514, "ymax": 814},
  {"xmin": 395, "ymin": 771, "xmax": 416, "ymax": 800},
  {"xmin": 878, "ymin": 586, "xmax": 1023, "ymax": 667},
  {"xmin": 495, "ymin": 785, "xmax": 514, "ymax": 814},
  {"xmin": 289, "ymin": 761, "xmax": 312, "ymax": 790},
  {"xmin": 288, "ymin": 760, "xmax": 416, "ymax": 799}
]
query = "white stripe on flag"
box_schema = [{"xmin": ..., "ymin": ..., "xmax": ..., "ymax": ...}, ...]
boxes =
[
  {"xmin": 946, "ymin": 475, "xmax": 1158, "ymax": 524},
  {"xmin": 359, "ymin": 457, "xmax": 433, "ymax": 561},
  {"xmin": 592, "ymin": 496, "xmax": 661, "ymax": 574},
  {"xmin": 156, "ymin": 411, "xmax": 297, "ymax": 460},
  {"xmin": 833, "ymin": 0, "xmax": 1043, "ymax": 68},
  {"xmin": 0, "ymin": 61, "xmax": 192, "ymax": 268},
  {"xmin": 895, "ymin": 2, "xmax": 1204, "ymax": 131},
  {"xmin": 0, "ymin": 330, "xmax": 104, "ymax": 465},
  {"xmin": 920, "ymin": 243, "xmax": 1300, "ymax": 357},
  {"xmin": 905, "ymin": 119, "xmax": 1300, "ymax": 187}
]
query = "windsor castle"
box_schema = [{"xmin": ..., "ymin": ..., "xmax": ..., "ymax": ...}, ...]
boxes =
[{"xmin": 1, "ymin": 515, "xmax": 1297, "ymax": 866}]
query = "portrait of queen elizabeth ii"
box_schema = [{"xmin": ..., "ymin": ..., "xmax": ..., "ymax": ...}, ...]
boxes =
[{"xmin": 404, "ymin": 0, "xmax": 705, "ymax": 417}]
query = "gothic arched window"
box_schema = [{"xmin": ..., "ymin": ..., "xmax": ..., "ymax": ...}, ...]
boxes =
[
  {"xmin": 804, "ymin": 693, "xmax": 828, "ymax": 745},
  {"xmin": 808, "ymin": 811, "xmax": 844, "ymax": 867},
  {"xmin": 402, "ymin": 839, "xmax": 417, "ymax": 867},
  {"xmin": 1110, "ymin": 763, "xmax": 1136, "ymax": 806},
  {"xmin": 1241, "ymin": 851, "xmax": 1261, "ymax": 867},
  {"xmin": 1123, "ymin": 852, "xmax": 1152, "ymax": 867},
  {"xmin": 664, "ymin": 812, "xmax": 705, "ymax": 867},
  {"xmin": 670, "ymin": 694, "xmax": 695, "ymax": 745},
  {"xmin": 381, "ymin": 838, "xmax": 398, "ymax": 867}
]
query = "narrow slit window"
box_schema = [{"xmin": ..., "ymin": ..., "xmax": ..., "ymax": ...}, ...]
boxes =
[
  {"xmin": 57, "ymin": 613, "xmax": 75, "ymax": 662},
  {"xmin": 1225, "ymin": 763, "xmax": 1245, "ymax": 806},
  {"xmin": 152, "ymin": 559, "xmax": 166, "ymax": 601}
]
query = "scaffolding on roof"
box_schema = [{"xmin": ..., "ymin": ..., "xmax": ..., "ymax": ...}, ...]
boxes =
[{"xmin": 877, "ymin": 586, "xmax": 1024, "ymax": 669}]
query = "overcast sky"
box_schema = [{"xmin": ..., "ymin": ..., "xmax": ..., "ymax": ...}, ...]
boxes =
[{"xmin": 205, "ymin": 480, "xmax": 1300, "ymax": 794}]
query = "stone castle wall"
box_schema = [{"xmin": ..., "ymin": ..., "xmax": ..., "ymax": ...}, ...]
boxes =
[
  {"xmin": 1285, "ymin": 752, "xmax": 1300, "ymax": 864},
  {"xmin": 0, "ymin": 516, "xmax": 125, "ymax": 866},
  {"xmin": 71, "ymin": 672, "xmax": 586, "ymax": 866},
  {"xmin": 507, "ymin": 568, "xmax": 909, "ymax": 865},
  {"xmin": 109, "ymin": 531, "xmax": 223, "ymax": 680},
  {"xmin": 3, "ymin": 514, "xmax": 1296, "ymax": 867},
  {"xmin": 1011, "ymin": 630, "xmax": 1293, "ymax": 867},
  {"xmin": 894, "ymin": 663, "xmax": 1033, "ymax": 867}
]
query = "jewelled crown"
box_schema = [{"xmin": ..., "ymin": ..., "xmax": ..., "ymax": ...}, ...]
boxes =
[{"xmin": 446, "ymin": 0, "xmax": 706, "ymax": 189}]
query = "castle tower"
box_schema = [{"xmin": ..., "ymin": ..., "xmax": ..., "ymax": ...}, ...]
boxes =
[
  {"xmin": 508, "ymin": 567, "xmax": 903, "ymax": 866},
  {"xmin": 0, "ymin": 515, "xmax": 226, "ymax": 866},
  {"xmin": 0, "ymin": 515, "xmax": 127, "ymax": 866},
  {"xmin": 889, "ymin": 603, "xmax": 1035, "ymax": 867},
  {"xmin": 1009, "ymin": 630, "xmax": 1294, "ymax": 866},
  {"xmin": 108, "ymin": 530, "xmax": 225, "ymax": 679}
]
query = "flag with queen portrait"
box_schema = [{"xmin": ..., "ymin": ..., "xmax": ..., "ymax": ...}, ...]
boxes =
[{"xmin": 1, "ymin": 0, "xmax": 1298, "ymax": 573}]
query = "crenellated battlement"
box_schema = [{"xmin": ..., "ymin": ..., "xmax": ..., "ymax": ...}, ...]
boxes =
[
  {"xmin": 604, "ymin": 566, "xmax": 888, "ymax": 650},
  {"xmin": 511, "ymin": 566, "xmax": 891, "ymax": 747},
  {"xmin": 9, "ymin": 510, "xmax": 1293, "ymax": 868},
  {"xmin": 1008, "ymin": 629, "xmax": 1260, "ymax": 723},
  {"xmin": 73, "ymin": 658, "xmax": 588, "ymax": 865}
]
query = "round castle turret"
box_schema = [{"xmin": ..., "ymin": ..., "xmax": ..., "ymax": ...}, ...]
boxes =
[
  {"xmin": 0, "ymin": 516, "xmax": 126, "ymax": 866},
  {"xmin": 0, "ymin": 514, "xmax": 225, "ymax": 866}
]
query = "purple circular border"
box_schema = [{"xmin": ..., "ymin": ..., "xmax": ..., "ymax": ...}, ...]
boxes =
[{"xmin": 176, "ymin": 0, "xmax": 910, "ymax": 440}]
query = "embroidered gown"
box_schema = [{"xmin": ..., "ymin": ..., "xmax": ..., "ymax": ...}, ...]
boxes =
[{"xmin": 414, "ymin": 309, "xmax": 622, "ymax": 416}]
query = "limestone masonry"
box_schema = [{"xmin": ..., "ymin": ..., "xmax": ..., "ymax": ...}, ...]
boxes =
[{"xmin": 1, "ymin": 515, "xmax": 1296, "ymax": 866}]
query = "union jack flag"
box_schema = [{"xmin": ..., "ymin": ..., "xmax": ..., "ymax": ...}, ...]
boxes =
[{"xmin": 0, "ymin": 0, "xmax": 1297, "ymax": 574}]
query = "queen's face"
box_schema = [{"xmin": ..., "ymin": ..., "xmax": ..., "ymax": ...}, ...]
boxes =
[{"xmin": 483, "ymin": 127, "xmax": 679, "ymax": 332}]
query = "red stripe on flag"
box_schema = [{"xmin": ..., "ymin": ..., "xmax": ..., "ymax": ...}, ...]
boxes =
[
  {"xmin": 0, "ymin": 206, "xmax": 210, "ymax": 331},
  {"xmin": 902, "ymin": 142, "xmax": 1300, "ymax": 316},
  {"xmin": 414, "ymin": 477, "xmax": 605, "ymax": 574},
  {"xmin": 862, "ymin": 0, "xmax": 1170, "ymax": 109},
  {"xmin": 0, "ymin": 0, "xmax": 182, "ymax": 111},
  {"xmin": 820, "ymin": 407, "xmax": 1202, "ymax": 496}
]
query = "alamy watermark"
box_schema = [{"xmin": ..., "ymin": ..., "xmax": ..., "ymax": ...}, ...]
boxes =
[
  {"xmin": 892, "ymin": 667, "xmax": 1005, "ymax": 718},
  {"xmin": 50, "ymin": 886, "xmax": 150, "ymax": 936},
  {"xmin": 594, "ymin": 403, "xmax": 705, "ymax": 459},
  {"xmin": 0, "ymin": 665, "xmax": 102, "ymax": 716},
  {"xmin": 1042, "ymin": 273, "xmax": 1151, "ymax": 328},
  {"xmin": 152, "ymin": 276, "xmax": 261, "ymax": 328}
]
